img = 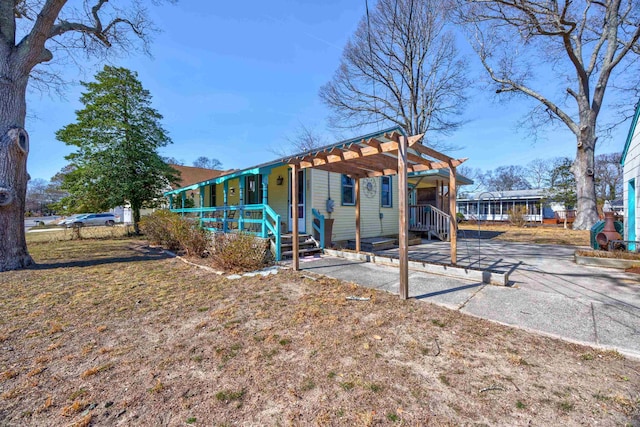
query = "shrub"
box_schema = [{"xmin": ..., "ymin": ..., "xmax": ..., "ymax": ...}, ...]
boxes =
[
  {"xmin": 210, "ymin": 232, "xmax": 270, "ymax": 272},
  {"xmin": 139, "ymin": 210, "xmax": 209, "ymax": 256},
  {"xmin": 507, "ymin": 206, "xmax": 528, "ymax": 228},
  {"xmin": 456, "ymin": 212, "xmax": 465, "ymax": 223}
]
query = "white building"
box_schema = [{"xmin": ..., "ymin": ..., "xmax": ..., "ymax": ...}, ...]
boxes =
[{"xmin": 621, "ymin": 100, "xmax": 640, "ymax": 249}]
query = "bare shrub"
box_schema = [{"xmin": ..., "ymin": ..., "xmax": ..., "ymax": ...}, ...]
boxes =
[
  {"xmin": 139, "ymin": 210, "xmax": 209, "ymax": 256},
  {"xmin": 507, "ymin": 206, "xmax": 528, "ymax": 228},
  {"xmin": 210, "ymin": 232, "xmax": 271, "ymax": 272}
]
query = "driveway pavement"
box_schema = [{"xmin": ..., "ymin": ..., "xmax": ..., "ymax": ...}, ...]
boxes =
[{"xmin": 296, "ymin": 238, "xmax": 640, "ymax": 358}]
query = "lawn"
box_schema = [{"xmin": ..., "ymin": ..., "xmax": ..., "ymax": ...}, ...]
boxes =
[
  {"xmin": 1, "ymin": 238, "xmax": 638, "ymax": 426},
  {"xmin": 459, "ymin": 223, "xmax": 591, "ymax": 246}
]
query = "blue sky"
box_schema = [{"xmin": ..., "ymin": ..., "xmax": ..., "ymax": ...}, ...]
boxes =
[{"xmin": 26, "ymin": 0, "xmax": 631, "ymax": 181}]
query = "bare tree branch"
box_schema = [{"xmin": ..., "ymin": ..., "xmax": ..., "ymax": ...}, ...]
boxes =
[{"xmin": 320, "ymin": 0, "xmax": 468, "ymax": 152}]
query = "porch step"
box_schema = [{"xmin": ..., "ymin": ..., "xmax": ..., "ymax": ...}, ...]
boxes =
[
  {"xmin": 281, "ymin": 233, "xmax": 313, "ymax": 243},
  {"xmin": 281, "ymin": 247, "xmax": 323, "ymax": 258},
  {"xmin": 278, "ymin": 233, "xmax": 322, "ymax": 259}
]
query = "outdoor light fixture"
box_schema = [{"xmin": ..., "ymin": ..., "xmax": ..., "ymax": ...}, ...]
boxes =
[
  {"xmin": 276, "ymin": 175, "xmax": 284, "ymax": 186},
  {"xmin": 230, "ymin": 187, "xmax": 235, "ymax": 195}
]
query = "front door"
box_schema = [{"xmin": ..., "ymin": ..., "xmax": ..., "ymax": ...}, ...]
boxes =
[{"xmin": 288, "ymin": 169, "xmax": 306, "ymax": 233}]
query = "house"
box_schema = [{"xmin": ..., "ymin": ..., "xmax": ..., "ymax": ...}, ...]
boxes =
[
  {"xmin": 165, "ymin": 126, "xmax": 471, "ymax": 263},
  {"xmin": 621, "ymin": 99, "xmax": 640, "ymax": 249},
  {"xmin": 114, "ymin": 164, "xmax": 227, "ymax": 223},
  {"xmin": 456, "ymin": 189, "xmax": 574, "ymax": 224},
  {"xmin": 167, "ymin": 164, "xmax": 229, "ymax": 207}
]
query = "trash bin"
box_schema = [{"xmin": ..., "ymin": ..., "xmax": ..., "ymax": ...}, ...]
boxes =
[
  {"xmin": 313, "ymin": 218, "xmax": 334, "ymax": 248},
  {"xmin": 590, "ymin": 219, "xmax": 623, "ymax": 250}
]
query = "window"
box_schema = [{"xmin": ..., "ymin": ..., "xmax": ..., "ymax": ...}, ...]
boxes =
[
  {"xmin": 245, "ymin": 175, "xmax": 263, "ymax": 205},
  {"xmin": 341, "ymin": 175, "xmax": 355, "ymax": 205},
  {"xmin": 381, "ymin": 176, "xmax": 392, "ymax": 207},
  {"xmin": 209, "ymin": 184, "xmax": 217, "ymax": 207}
]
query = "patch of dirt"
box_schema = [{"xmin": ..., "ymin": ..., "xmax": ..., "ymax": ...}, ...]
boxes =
[
  {"xmin": 0, "ymin": 238, "xmax": 638, "ymax": 426},
  {"xmin": 460, "ymin": 223, "xmax": 590, "ymax": 246}
]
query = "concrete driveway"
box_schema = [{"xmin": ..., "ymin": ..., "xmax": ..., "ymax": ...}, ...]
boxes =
[{"xmin": 298, "ymin": 237, "xmax": 640, "ymax": 358}]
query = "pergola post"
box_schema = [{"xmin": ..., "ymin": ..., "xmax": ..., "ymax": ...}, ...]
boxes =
[
  {"xmin": 199, "ymin": 187, "xmax": 205, "ymax": 220},
  {"xmin": 355, "ymin": 177, "xmax": 361, "ymax": 253},
  {"xmin": 398, "ymin": 135, "xmax": 409, "ymax": 300},
  {"xmin": 291, "ymin": 165, "xmax": 299, "ymax": 271},
  {"xmin": 449, "ymin": 165, "xmax": 457, "ymax": 265},
  {"xmin": 168, "ymin": 196, "xmax": 173, "ymax": 210},
  {"xmin": 181, "ymin": 192, "xmax": 186, "ymax": 217}
]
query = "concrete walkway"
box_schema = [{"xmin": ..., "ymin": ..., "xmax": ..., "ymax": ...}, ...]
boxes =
[{"xmin": 297, "ymin": 239, "xmax": 640, "ymax": 358}]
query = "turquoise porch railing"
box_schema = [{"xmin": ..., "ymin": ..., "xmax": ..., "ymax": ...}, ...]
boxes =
[
  {"xmin": 311, "ymin": 208, "xmax": 325, "ymax": 249},
  {"xmin": 171, "ymin": 204, "xmax": 281, "ymax": 261}
]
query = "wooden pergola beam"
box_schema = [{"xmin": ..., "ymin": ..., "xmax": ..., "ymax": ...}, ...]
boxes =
[
  {"xmin": 408, "ymin": 139, "xmax": 453, "ymax": 163},
  {"xmin": 314, "ymin": 162, "xmax": 368, "ymax": 179}
]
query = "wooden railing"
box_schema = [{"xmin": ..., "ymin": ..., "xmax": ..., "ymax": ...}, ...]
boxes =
[
  {"xmin": 171, "ymin": 203, "xmax": 282, "ymax": 261},
  {"xmin": 409, "ymin": 204, "xmax": 450, "ymax": 241}
]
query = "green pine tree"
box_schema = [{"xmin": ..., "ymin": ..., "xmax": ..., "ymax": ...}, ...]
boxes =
[
  {"xmin": 56, "ymin": 65, "xmax": 179, "ymax": 232},
  {"xmin": 546, "ymin": 158, "xmax": 578, "ymax": 229}
]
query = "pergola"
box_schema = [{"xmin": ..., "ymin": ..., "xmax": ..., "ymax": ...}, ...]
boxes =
[{"xmin": 286, "ymin": 129, "xmax": 467, "ymax": 300}]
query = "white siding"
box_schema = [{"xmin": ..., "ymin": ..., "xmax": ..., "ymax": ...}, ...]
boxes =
[{"xmin": 623, "ymin": 119, "xmax": 640, "ymax": 241}]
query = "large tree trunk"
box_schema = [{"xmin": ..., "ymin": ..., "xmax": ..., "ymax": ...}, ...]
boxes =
[
  {"xmin": 0, "ymin": 74, "xmax": 34, "ymax": 271},
  {"xmin": 572, "ymin": 132, "xmax": 600, "ymax": 230}
]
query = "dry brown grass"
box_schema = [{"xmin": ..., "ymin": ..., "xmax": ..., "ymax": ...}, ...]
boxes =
[
  {"xmin": 460, "ymin": 223, "xmax": 590, "ymax": 246},
  {"xmin": 0, "ymin": 238, "xmax": 638, "ymax": 425}
]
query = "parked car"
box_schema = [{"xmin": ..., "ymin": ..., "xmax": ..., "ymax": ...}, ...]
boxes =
[
  {"xmin": 71, "ymin": 213, "xmax": 117, "ymax": 227},
  {"xmin": 59, "ymin": 214, "xmax": 89, "ymax": 227}
]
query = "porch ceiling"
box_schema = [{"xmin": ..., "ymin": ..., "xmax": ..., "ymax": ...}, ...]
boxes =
[{"xmin": 285, "ymin": 130, "xmax": 466, "ymax": 178}]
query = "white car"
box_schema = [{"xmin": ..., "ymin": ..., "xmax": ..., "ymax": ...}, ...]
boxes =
[
  {"xmin": 71, "ymin": 213, "xmax": 117, "ymax": 227},
  {"xmin": 59, "ymin": 214, "xmax": 89, "ymax": 227}
]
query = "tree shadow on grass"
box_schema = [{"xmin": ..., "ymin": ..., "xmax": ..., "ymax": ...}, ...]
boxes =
[{"xmin": 28, "ymin": 244, "xmax": 174, "ymax": 270}]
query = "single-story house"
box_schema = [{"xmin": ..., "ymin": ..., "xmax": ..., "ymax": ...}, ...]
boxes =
[
  {"xmin": 165, "ymin": 126, "xmax": 471, "ymax": 262},
  {"xmin": 456, "ymin": 189, "xmax": 573, "ymax": 224},
  {"xmin": 621, "ymin": 99, "xmax": 640, "ymax": 249},
  {"xmin": 114, "ymin": 164, "xmax": 227, "ymax": 223}
]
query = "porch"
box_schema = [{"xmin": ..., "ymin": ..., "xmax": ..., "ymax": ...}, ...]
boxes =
[{"xmin": 165, "ymin": 126, "xmax": 468, "ymax": 299}]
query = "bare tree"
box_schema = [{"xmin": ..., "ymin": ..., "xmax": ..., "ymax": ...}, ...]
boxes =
[
  {"xmin": 0, "ymin": 1, "xmax": 166, "ymax": 271},
  {"xmin": 320, "ymin": 0, "xmax": 468, "ymax": 151},
  {"xmin": 192, "ymin": 156, "xmax": 222, "ymax": 170},
  {"xmin": 455, "ymin": 0, "xmax": 640, "ymax": 229},
  {"xmin": 481, "ymin": 165, "xmax": 532, "ymax": 191},
  {"xmin": 594, "ymin": 152, "xmax": 623, "ymax": 201},
  {"xmin": 269, "ymin": 123, "xmax": 327, "ymax": 157},
  {"xmin": 526, "ymin": 158, "xmax": 554, "ymax": 189}
]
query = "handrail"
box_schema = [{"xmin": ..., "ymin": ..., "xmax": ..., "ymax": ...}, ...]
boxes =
[
  {"xmin": 263, "ymin": 204, "xmax": 281, "ymax": 261},
  {"xmin": 408, "ymin": 204, "xmax": 450, "ymax": 241},
  {"xmin": 311, "ymin": 208, "xmax": 325, "ymax": 249}
]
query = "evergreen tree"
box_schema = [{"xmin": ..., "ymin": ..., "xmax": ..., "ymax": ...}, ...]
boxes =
[
  {"xmin": 546, "ymin": 158, "xmax": 578, "ymax": 229},
  {"xmin": 56, "ymin": 66, "xmax": 179, "ymax": 232}
]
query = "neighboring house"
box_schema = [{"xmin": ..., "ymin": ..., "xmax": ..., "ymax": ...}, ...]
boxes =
[
  {"xmin": 165, "ymin": 126, "xmax": 472, "ymax": 260},
  {"xmin": 456, "ymin": 189, "xmax": 571, "ymax": 223},
  {"xmin": 621, "ymin": 99, "xmax": 640, "ymax": 249}
]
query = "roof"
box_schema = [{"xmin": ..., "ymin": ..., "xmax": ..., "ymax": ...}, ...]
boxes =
[
  {"xmin": 169, "ymin": 164, "xmax": 228, "ymax": 189},
  {"xmin": 408, "ymin": 168, "xmax": 473, "ymax": 186},
  {"xmin": 458, "ymin": 188, "xmax": 546, "ymax": 201},
  {"xmin": 165, "ymin": 126, "xmax": 469, "ymax": 195},
  {"xmin": 621, "ymin": 99, "xmax": 640, "ymax": 165}
]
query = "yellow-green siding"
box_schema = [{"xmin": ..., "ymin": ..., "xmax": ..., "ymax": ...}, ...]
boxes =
[{"xmin": 309, "ymin": 169, "xmax": 399, "ymax": 242}]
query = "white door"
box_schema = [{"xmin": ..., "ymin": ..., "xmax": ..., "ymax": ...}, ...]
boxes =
[{"xmin": 288, "ymin": 169, "xmax": 306, "ymax": 233}]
